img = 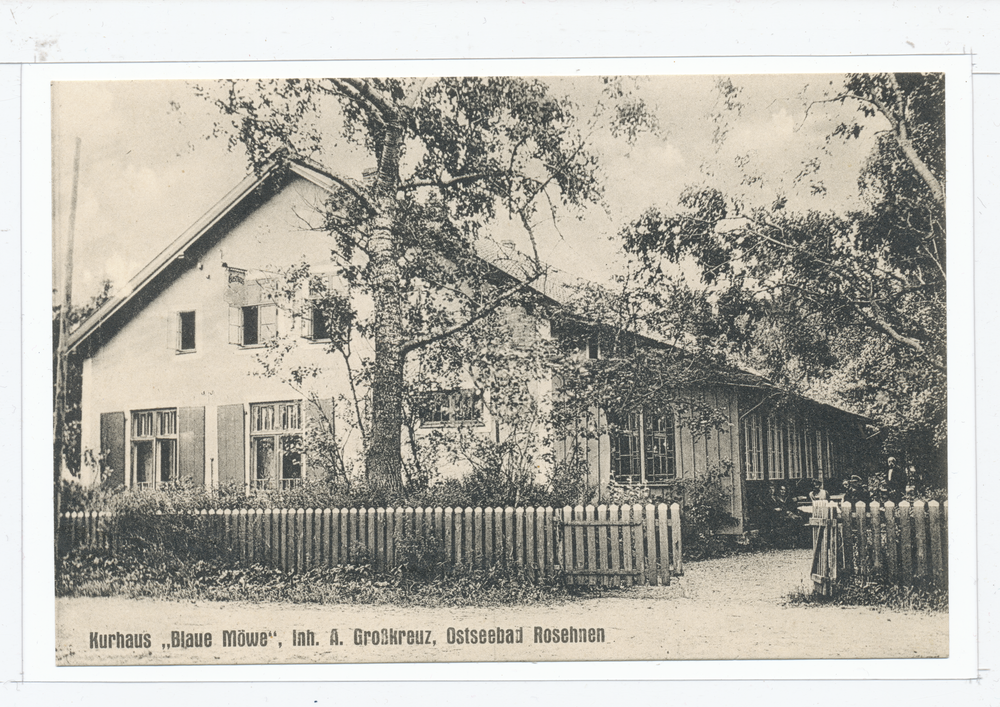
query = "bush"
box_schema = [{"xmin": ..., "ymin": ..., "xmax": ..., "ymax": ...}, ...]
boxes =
[
  {"xmin": 60, "ymin": 470, "xmax": 585, "ymax": 516},
  {"xmin": 786, "ymin": 575, "xmax": 948, "ymax": 612},
  {"xmin": 56, "ymin": 546, "xmax": 611, "ymax": 607},
  {"xmin": 605, "ymin": 463, "xmax": 738, "ymax": 561}
]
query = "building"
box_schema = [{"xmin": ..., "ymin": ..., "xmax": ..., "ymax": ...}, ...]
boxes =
[{"xmin": 66, "ymin": 155, "xmax": 878, "ymax": 532}]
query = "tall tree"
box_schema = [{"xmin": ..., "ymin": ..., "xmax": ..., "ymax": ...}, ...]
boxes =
[
  {"xmin": 201, "ymin": 77, "xmax": 652, "ymax": 498},
  {"xmin": 620, "ymin": 73, "xmax": 946, "ymax": 475}
]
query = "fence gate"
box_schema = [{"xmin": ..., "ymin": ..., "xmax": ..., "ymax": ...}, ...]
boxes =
[
  {"xmin": 809, "ymin": 501, "xmax": 842, "ymax": 596},
  {"xmin": 559, "ymin": 505, "xmax": 674, "ymax": 587}
]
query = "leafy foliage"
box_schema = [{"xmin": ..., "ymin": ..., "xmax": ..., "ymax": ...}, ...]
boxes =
[
  {"xmin": 55, "ymin": 279, "xmax": 114, "ymax": 478},
  {"xmin": 619, "ymin": 73, "xmax": 947, "ymax": 481},
  {"xmin": 198, "ymin": 77, "xmax": 655, "ymax": 497},
  {"xmin": 606, "ymin": 463, "xmax": 738, "ymax": 561},
  {"xmin": 786, "ymin": 575, "xmax": 948, "ymax": 612},
  {"xmin": 58, "ymin": 547, "xmax": 608, "ymax": 607}
]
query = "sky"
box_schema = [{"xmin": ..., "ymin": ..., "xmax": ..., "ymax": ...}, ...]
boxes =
[{"xmin": 51, "ymin": 74, "xmax": 878, "ymax": 305}]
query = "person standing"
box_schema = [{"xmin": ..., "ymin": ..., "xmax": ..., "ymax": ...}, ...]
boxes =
[{"xmin": 886, "ymin": 456, "xmax": 907, "ymax": 503}]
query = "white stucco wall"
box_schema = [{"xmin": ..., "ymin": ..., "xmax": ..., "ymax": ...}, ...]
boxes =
[
  {"xmin": 78, "ymin": 173, "xmax": 513, "ymax": 488},
  {"xmin": 80, "ymin": 176, "xmax": 358, "ymax": 486}
]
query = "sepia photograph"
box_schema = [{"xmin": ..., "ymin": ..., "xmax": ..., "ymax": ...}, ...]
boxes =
[{"xmin": 49, "ymin": 70, "xmax": 952, "ymax": 667}]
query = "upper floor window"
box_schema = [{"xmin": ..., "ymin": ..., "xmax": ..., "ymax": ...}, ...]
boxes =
[
  {"xmin": 301, "ymin": 303, "xmax": 331, "ymax": 341},
  {"xmin": 230, "ymin": 303, "xmax": 278, "ymax": 347},
  {"xmin": 177, "ymin": 311, "xmax": 196, "ymax": 352},
  {"xmin": 419, "ymin": 390, "xmax": 483, "ymax": 427},
  {"xmin": 224, "ymin": 269, "xmax": 278, "ymax": 347},
  {"xmin": 131, "ymin": 408, "xmax": 177, "ymax": 489},
  {"xmin": 250, "ymin": 401, "xmax": 302, "ymax": 490},
  {"xmin": 301, "ymin": 273, "xmax": 336, "ymax": 342}
]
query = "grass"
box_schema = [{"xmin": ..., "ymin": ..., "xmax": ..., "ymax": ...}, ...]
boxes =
[
  {"xmin": 56, "ymin": 549, "xmax": 622, "ymax": 608},
  {"xmin": 785, "ymin": 575, "xmax": 948, "ymax": 612}
]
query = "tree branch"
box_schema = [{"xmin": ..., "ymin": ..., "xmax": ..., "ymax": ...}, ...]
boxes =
[
  {"xmin": 398, "ymin": 172, "xmax": 491, "ymax": 191},
  {"xmin": 401, "ymin": 273, "xmax": 544, "ymax": 357},
  {"xmin": 850, "ymin": 302, "xmax": 930, "ymax": 358}
]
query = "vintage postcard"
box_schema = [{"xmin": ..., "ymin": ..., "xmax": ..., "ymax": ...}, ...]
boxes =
[{"xmin": 24, "ymin": 56, "xmax": 976, "ymax": 680}]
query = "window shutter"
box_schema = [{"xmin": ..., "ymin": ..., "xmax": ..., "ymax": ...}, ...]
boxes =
[
  {"xmin": 99, "ymin": 412, "xmax": 126, "ymax": 488},
  {"xmin": 259, "ymin": 303, "xmax": 278, "ymax": 341},
  {"xmin": 228, "ymin": 306, "xmax": 243, "ymax": 345},
  {"xmin": 217, "ymin": 404, "xmax": 245, "ymax": 488},
  {"xmin": 178, "ymin": 406, "xmax": 206, "ymax": 486},
  {"xmin": 301, "ymin": 303, "xmax": 314, "ymax": 339}
]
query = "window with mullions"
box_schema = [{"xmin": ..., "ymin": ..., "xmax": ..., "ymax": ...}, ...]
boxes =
[
  {"xmin": 131, "ymin": 408, "xmax": 177, "ymax": 489},
  {"xmin": 419, "ymin": 390, "xmax": 483, "ymax": 427},
  {"xmin": 609, "ymin": 410, "xmax": 677, "ymax": 485},
  {"xmin": 741, "ymin": 411, "xmax": 829, "ymax": 482},
  {"xmin": 250, "ymin": 401, "xmax": 302, "ymax": 490}
]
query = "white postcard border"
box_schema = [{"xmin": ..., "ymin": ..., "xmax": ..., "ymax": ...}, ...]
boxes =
[{"xmin": 22, "ymin": 55, "xmax": 977, "ymax": 682}]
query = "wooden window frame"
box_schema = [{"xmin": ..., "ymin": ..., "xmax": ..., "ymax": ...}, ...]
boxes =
[
  {"xmin": 229, "ymin": 303, "xmax": 278, "ymax": 347},
  {"xmin": 249, "ymin": 401, "xmax": 302, "ymax": 491},
  {"xmin": 419, "ymin": 390, "xmax": 484, "ymax": 428},
  {"xmin": 610, "ymin": 409, "xmax": 677, "ymax": 485},
  {"xmin": 301, "ymin": 301, "xmax": 331, "ymax": 342},
  {"xmin": 130, "ymin": 408, "xmax": 178, "ymax": 489},
  {"xmin": 177, "ymin": 311, "xmax": 196, "ymax": 353}
]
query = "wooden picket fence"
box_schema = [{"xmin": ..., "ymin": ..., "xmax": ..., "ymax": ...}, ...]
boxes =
[
  {"xmin": 810, "ymin": 500, "xmax": 948, "ymax": 595},
  {"xmin": 59, "ymin": 503, "xmax": 682, "ymax": 586}
]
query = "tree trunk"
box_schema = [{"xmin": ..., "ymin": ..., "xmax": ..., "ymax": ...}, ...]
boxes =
[
  {"xmin": 364, "ymin": 112, "xmax": 407, "ymax": 499},
  {"xmin": 366, "ymin": 221, "xmax": 406, "ymax": 499}
]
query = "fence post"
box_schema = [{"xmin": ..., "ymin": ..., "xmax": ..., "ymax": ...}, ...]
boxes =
[
  {"xmin": 595, "ymin": 504, "xmax": 609, "ymax": 587},
  {"xmin": 870, "ymin": 501, "xmax": 883, "ymax": 579},
  {"xmin": 643, "ymin": 504, "xmax": 657, "ymax": 586},
  {"xmin": 375, "ymin": 507, "xmax": 386, "ymax": 573},
  {"xmin": 442, "ymin": 507, "xmax": 453, "ymax": 566},
  {"xmin": 884, "ymin": 501, "xmax": 898, "ymax": 583},
  {"xmin": 942, "ymin": 500, "xmax": 949, "ymax": 576},
  {"xmin": 617, "ymin": 505, "xmax": 631, "ymax": 585},
  {"xmin": 670, "ymin": 503, "xmax": 682, "ymax": 576},
  {"xmin": 913, "ymin": 501, "xmax": 928, "ymax": 582},
  {"xmin": 656, "ymin": 504, "xmax": 669, "ymax": 585},
  {"xmin": 543, "ymin": 506, "xmax": 554, "ymax": 578},
  {"xmin": 558, "ymin": 506, "xmax": 570, "ymax": 583},
  {"xmin": 483, "ymin": 507, "xmax": 494, "ymax": 569},
  {"xmin": 525, "ymin": 506, "xmax": 537, "ymax": 579},
  {"xmin": 898, "ymin": 501, "xmax": 913, "ymax": 584},
  {"xmin": 928, "ymin": 501, "xmax": 944, "ymax": 584},
  {"xmin": 855, "ymin": 502, "xmax": 868, "ymax": 581},
  {"xmin": 474, "ymin": 507, "xmax": 484, "ymax": 570}
]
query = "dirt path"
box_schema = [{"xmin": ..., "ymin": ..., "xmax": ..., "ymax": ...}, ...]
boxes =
[{"xmin": 56, "ymin": 550, "xmax": 947, "ymax": 665}]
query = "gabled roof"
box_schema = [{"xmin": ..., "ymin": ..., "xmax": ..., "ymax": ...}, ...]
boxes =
[
  {"xmin": 67, "ymin": 156, "xmax": 349, "ymax": 352},
  {"xmin": 65, "ymin": 154, "xmax": 870, "ymax": 426},
  {"xmin": 67, "ymin": 152, "xmax": 594, "ymax": 353}
]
